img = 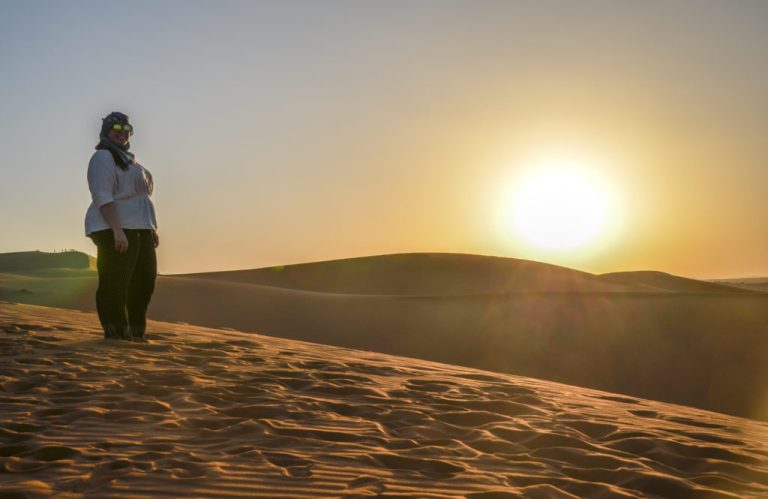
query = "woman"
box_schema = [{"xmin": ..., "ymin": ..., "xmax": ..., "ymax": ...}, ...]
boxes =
[{"xmin": 85, "ymin": 112, "xmax": 159, "ymax": 341}]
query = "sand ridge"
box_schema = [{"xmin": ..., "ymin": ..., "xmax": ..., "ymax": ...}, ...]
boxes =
[
  {"xmin": 174, "ymin": 252, "xmax": 733, "ymax": 295},
  {"xmin": 1, "ymin": 303, "xmax": 767, "ymax": 498}
]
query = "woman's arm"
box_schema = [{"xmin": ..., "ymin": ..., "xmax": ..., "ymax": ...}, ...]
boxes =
[
  {"xmin": 99, "ymin": 202, "xmax": 129, "ymax": 253},
  {"xmin": 88, "ymin": 151, "xmax": 127, "ymax": 253}
]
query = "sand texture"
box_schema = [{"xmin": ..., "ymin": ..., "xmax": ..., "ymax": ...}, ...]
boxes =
[{"xmin": 2, "ymin": 303, "xmax": 767, "ymax": 498}]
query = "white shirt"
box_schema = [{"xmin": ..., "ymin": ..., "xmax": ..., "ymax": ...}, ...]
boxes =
[{"xmin": 84, "ymin": 149, "xmax": 158, "ymax": 235}]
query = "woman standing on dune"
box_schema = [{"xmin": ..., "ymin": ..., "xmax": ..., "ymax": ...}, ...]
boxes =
[{"xmin": 84, "ymin": 112, "xmax": 159, "ymax": 342}]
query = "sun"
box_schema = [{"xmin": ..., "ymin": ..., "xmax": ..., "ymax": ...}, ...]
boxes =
[{"xmin": 505, "ymin": 161, "xmax": 615, "ymax": 253}]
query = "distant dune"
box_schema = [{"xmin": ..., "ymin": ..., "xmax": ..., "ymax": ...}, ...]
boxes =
[
  {"xmin": 2, "ymin": 251, "xmax": 767, "ymax": 422},
  {"xmin": 179, "ymin": 253, "xmax": 662, "ymax": 295},
  {"xmin": 1, "ymin": 303, "xmax": 767, "ymax": 498},
  {"xmin": 597, "ymin": 270, "xmax": 756, "ymax": 293},
  {"xmin": 710, "ymin": 277, "xmax": 768, "ymax": 293},
  {"xmin": 0, "ymin": 250, "xmax": 94, "ymax": 273}
]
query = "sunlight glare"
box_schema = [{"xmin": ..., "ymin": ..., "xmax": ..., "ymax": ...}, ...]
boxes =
[{"xmin": 504, "ymin": 155, "xmax": 617, "ymax": 253}]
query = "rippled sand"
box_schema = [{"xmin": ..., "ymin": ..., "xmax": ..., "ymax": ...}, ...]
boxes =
[{"xmin": 1, "ymin": 303, "xmax": 767, "ymax": 498}]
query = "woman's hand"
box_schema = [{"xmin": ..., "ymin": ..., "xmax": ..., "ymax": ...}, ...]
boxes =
[
  {"xmin": 152, "ymin": 230, "xmax": 160, "ymax": 248},
  {"xmin": 98, "ymin": 203, "xmax": 128, "ymax": 253},
  {"xmin": 113, "ymin": 229, "xmax": 129, "ymax": 253}
]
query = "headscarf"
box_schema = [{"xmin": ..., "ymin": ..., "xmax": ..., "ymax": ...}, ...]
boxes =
[{"xmin": 95, "ymin": 111, "xmax": 135, "ymax": 171}]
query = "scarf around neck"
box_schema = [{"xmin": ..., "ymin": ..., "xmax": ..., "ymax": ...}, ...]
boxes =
[{"xmin": 95, "ymin": 137, "xmax": 136, "ymax": 171}]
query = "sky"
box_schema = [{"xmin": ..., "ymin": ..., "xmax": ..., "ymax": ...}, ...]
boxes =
[{"xmin": 1, "ymin": 0, "xmax": 766, "ymax": 278}]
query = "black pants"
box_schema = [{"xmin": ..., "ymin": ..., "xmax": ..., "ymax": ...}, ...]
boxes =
[{"xmin": 89, "ymin": 229, "xmax": 157, "ymax": 339}]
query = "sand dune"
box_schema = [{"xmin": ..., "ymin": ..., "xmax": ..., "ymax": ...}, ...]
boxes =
[
  {"xmin": 1, "ymin": 303, "xmax": 767, "ymax": 498},
  {"xmin": 177, "ymin": 253, "xmax": 660, "ymax": 295},
  {"xmin": 596, "ymin": 271, "xmax": 755, "ymax": 294},
  {"xmin": 2, "ymin": 252, "xmax": 768, "ymax": 422},
  {"xmin": 711, "ymin": 278, "xmax": 768, "ymax": 294}
]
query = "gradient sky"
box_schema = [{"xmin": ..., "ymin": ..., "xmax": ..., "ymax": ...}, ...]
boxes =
[{"xmin": 1, "ymin": 0, "xmax": 766, "ymax": 278}]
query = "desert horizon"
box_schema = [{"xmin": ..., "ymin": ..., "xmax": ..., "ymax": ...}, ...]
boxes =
[{"xmin": 5, "ymin": 247, "xmax": 768, "ymax": 284}]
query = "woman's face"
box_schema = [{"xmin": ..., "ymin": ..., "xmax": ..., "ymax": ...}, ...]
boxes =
[{"xmin": 107, "ymin": 127, "xmax": 130, "ymax": 146}]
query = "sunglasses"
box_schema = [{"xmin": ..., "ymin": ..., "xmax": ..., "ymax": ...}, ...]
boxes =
[{"xmin": 111, "ymin": 124, "xmax": 134, "ymax": 133}]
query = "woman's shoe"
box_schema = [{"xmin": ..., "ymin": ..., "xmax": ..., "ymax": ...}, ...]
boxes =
[
  {"xmin": 103, "ymin": 324, "xmax": 121, "ymax": 340},
  {"xmin": 120, "ymin": 325, "xmax": 134, "ymax": 341},
  {"xmin": 104, "ymin": 324, "xmax": 132, "ymax": 341},
  {"xmin": 130, "ymin": 325, "xmax": 147, "ymax": 342}
]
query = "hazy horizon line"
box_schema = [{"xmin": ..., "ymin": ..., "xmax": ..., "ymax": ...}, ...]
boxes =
[{"xmin": 3, "ymin": 247, "xmax": 765, "ymax": 281}]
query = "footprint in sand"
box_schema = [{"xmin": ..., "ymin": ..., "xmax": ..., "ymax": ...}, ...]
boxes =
[
  {"xmin": 263, "ymin": 452, "xmax": 313, "ymax": 478},
  {"xmin": 457, "ymin": 399, "xmax": 544, "ymax": 417},
  {"xmin": 224, "ymin": 339, "xmax": 262, "ymax": 349},
  {"xmin": 405, "ymin": 378, "xmax": 457, "ymax": 390},
  {"xmin": 562, "ymin": 420, "xmax": 619, "ymax": 439},
  {"xmin": 276, "ymin": 377, "xmax": 316, "ymax": 391},
  {"xmin": 372, "ymin": 453, "xmax": 464, "ymax": 476},
  {"xmin": 31, "ymin": 445, "xmax": 80, "ymax": 462},
  {"xmin": 277, "ymin": 349, "xmax": 301, "ymax": 357},
  {"xmin": 312, "ymin": 371, "xmax": 371, "ymax": 384},
  {"xmin": 344, "ymin": 362, "xmax": 408, "ymax": 377},
  {"xmin": 590, "ymin": 394, "xmax": 641, "ymax": 404},
  {"xmin": 628, "ymin": 409, "xmax": 658, "ymax": 419},
  {"xmin": 0, "ymin": 479, "xmax": 54, "ymax": 497},
  {"xmin": 293, "ymin": 360, "xmax": 345, "ymax": 371},
  {"xmin": 665, "ymin": 416, "xmax": 730, "ymax": 430},
  {"xmin": 3, "ymin": 422, "xmax": 42, "ymax": 435},
  {"xmin": 309, "ymin": 383, "xmax": 387, "ymax": 398},
  {"xmin": 677, "ymin": 430, "xmax": 745, "ymax": 446},
  {"xmin": 450, "ymin": 373, "xmax": 502, "ymax": 383},
  {"xmin": 86, "ymin": 458, "xmax": 140, "ymax": 483},
  {"xmin": 1, "ymin": 456, "xmax": 50, "ymax": 473},
  {"xmin": 434, "ymin": 410, "xmax": 510, "ymax": 427},
  {"xmin": 487, "ymin": 386, "xmax": 539, "ymax": 401},
  {"xmin": 344, "ymin": 475, "xmax": 386, "ymax": 495},
  {"xmin": 240, "ymin": 354, "xmax": 265, "ymax": 364},
  {"xmin": 164, "ymin": 457, "xmax": 211, "ymax": 478},
  {"xmin": 0, "ymin": 444, "xmax": 34, "ymax": 463}
]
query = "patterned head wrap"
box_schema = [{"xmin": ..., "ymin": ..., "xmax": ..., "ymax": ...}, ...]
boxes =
[{"xmin": 100, "ymin": 111, "xmax": 132, "ymax": 139}]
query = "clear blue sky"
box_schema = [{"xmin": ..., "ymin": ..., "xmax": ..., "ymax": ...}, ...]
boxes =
[{"xmin": 2, "ymin": 0, "xmax": 767, "ymax": 278}]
